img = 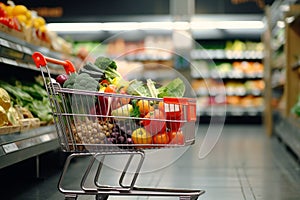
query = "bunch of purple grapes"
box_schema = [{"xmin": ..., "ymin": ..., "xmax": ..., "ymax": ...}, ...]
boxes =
[{"xmin": 106, "ymin": 120, "xmax": 137, "ymax": 146}]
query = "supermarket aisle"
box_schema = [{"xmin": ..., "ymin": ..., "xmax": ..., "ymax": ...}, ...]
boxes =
[{"xmin": 1, "ymin": 124, "xmax": 300, "ymax": 200}]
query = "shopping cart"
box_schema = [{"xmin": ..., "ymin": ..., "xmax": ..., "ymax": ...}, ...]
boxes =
[{"xmin": 32, "ymin": 52, "xmax": 205, "ymax": 200}]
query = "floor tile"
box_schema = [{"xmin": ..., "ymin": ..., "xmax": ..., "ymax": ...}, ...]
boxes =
[{"xmin": 1, "ymin": 124, "xmax": 300, "ymax": 200}]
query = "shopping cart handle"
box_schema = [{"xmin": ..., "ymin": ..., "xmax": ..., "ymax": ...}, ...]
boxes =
[{"xmin": 32, "ymin": 52, "xmax": 76, "ymax": 75}]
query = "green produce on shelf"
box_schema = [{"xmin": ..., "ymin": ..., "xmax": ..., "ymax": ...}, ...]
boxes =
[
  {"xmin": 217, "ymin": 63, "xmax": 232, "ymax": 73},
  {"xmin": 0, "ymin": 79, "xmax": 53, "ymax": 123},
  {"xmin": 26, "ymin": 98, "xmax": 52, "ymax": 122},
  {"xmin": 291, "ymin": 95, "xmax": 300, "ymax": 117},
  {"xmin": 0, "ymin": 80, "xmax": 33, "ymax": 107}
]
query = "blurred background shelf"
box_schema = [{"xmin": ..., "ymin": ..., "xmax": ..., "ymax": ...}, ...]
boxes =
[{"xmin": 0, "ymin": 125, "xmax": 59, "ymax": 170}]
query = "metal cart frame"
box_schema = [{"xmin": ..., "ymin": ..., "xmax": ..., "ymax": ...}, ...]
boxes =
[{"xmin": 32, "ymin": 52, "xmax": 205, "ymax": 200}]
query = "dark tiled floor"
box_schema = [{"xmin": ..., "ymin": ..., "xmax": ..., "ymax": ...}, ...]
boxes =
[{"xmin": 1, "ymin": 124, "xmax": 300, "ymax": 200}]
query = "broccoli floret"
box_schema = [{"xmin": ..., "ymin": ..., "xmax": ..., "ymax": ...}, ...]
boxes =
[
  {"xmin": 73, "ymin": 73, "xmax": 99, "ymax": 91},
  {"xmin": 63, "ymin": 73, "xmax": 77, "ymax": 89},
  {"xmin": 63, "ymin": 73, "xmax": 99, "ymax": 92},
  {"xmin": 95, "ymin": 57, "xmax": 117, "ymax": 70},
  {"xmin": 94, "ymin": 56, "xmax": 122, "ymax": 83}
]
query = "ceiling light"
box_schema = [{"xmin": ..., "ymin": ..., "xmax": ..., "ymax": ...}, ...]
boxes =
[
  {"xmin": 47, "ymin": 23, "xmax": 102, "ymax": 32},
  {"xmin": 47, "ymin": 20, "xmax": 264, "ymax": 33}
]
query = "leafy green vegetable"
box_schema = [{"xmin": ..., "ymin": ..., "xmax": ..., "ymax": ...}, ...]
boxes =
[
  {"xmin": 79, "ymin": 62, "xmax": 104, "ymax": 80},
  {"xmin": 0, "ymin": 80, "xmax": 33, "ymax": 106},
  {"xmin": 291, "ymin": 95, "xmax": 300, "ymax": 117},
  {"xmin": 0, "ymin": 80, "xmax": 53, "ymax": 123},
  {"xmin": 126, "ymin": 78, "xmax": 185, "ymax": 98},
  {"xmin": 147, "ymin": 79, "xmax": 158, "ymax": 98},
  {"xmin": 126, "ymin": 80, "xmax": 150, "ymax": 97},
  {"xmin": 157, "ymin": 78, "xmax": 185, "ymax": 98},
  {"xmin": 20, "ymin": 84, "xmax": 48, "ymax": 101},
  {"xmin": 130, "ymin": 99, "xmax": 141, "ymax": 118},
  {"xmin": 26, "ymin": 98, "xmax": 53, "ymax": 123}
]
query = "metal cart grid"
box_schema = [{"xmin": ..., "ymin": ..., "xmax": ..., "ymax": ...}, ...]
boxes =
[{"xmin": 32, "ymin": 52, "xmax": 205, "ymax": 200}]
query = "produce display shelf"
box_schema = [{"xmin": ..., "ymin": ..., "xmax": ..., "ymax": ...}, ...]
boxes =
[
  {"xmin": 0, "ymin": 125, "xmax": 59, "ymax": 170},
  {"xmin": 125, "ymin": 53, "xmax": 173, "ymax": 61},
  {"xmin": 0, "ymin": 32, "xmax": 78, "ymax": 75},
  {"xmin": 194, "ymin": 90, "xmax": 263, "ymax": 97},
  {"xmin": 191, "ymin": 72, "xmax": 263, "ymax": 79},
  {"xmin": 191, "ymin": 49, "xmax": 264, "ymax": 60},
  {"xmin": 197, "ymin": 105, "xmax": 264, "ymax": 117}
]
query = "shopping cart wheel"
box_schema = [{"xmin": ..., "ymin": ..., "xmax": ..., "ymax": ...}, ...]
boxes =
[{"xmin": 95, "ymin": 194, "xmax": 109, "ymax": 200}]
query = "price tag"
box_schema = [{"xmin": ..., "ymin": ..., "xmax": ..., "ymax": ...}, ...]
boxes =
[
  {"xmin": 0, "ymin": 38, "xmax": 10, "ymax": 48},
  {"xmin": 40, "ymin": 134, "xmax": 51, "ymax": 142},
  {"xmin": 164, "ymin": 104, "xmax": 180, "ymax": 112},
  {"xmin": 3, "ymin": 143, "xmax": 19, "ymax": 153}
]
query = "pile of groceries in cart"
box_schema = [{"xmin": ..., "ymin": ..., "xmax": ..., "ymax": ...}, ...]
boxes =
[{"xmin": 36, "ymin": 53, "xmax": 197, "ymax": 151}]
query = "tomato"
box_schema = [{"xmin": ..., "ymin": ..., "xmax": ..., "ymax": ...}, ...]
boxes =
[
  {"xmin": 0, "ymin": 7, "xmax": 7, "ymax": 17},
  {"xmin": 142, "ymin": 109, "xmax": 166, "ymax": 135},
  {"xmin": 100, "ymin": 79, "xmax": 110, "ymax": 87},
  {"xmin": 168, "ymin": 131, "xmax": 184, "ymax": 145},
  {"xmin": 0, "ymin": 17, "xmax": 10, "ymax": 27},
  {"xmin": 153, "ymin": 132, "xmax": 169, "ymax": 144},
  {"xmin": 11, "ymin": 17, "xmax": 21, "ymax": 31},
  {"xmin": 105, "ymin": 84, "xmax": 117, "ymax": 93}
]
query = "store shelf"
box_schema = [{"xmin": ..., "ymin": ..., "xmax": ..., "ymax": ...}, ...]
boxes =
[
  {"xmin": 191, "ymin": 70, "xmax": 263, "ymax": 79},
  {"xmin": 195, "ymin": 90, "xmax": 263, "ymax": 97},
  {"xmin": 191, "ymin": 49, "xmax": 264, "ymax": 60},
  {"xmin": 125, "ymin": 53, "xmax": 173, "ymax": 62},
  {"xmin": 0, "ymin": 125, "xmax": 59, "ymax": 169},
  {"xmin": 274, "ymin": 111, "xmax": 300, "ymax": 159},
  {"xmin": 0, "ymin": 31, "xmax": 76, "ymax": 169},
  {"xmin": 197, "ymin": 105, "xmax": 264, "ymax": 117},
  {"xmin": 191, "ymin": 44, "xmax": 264, "ymax": 121},
  {"xmin": 0, "ymin": 32, "xmax": 80, "ymax": 75}
]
